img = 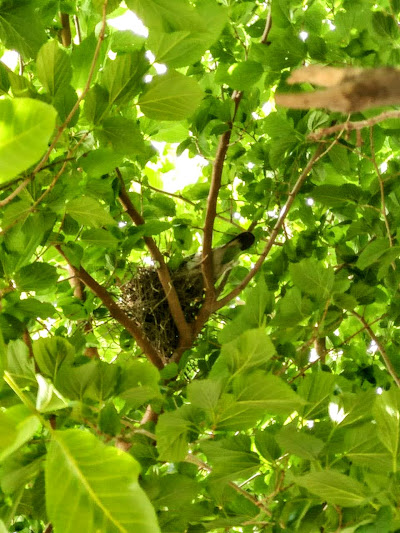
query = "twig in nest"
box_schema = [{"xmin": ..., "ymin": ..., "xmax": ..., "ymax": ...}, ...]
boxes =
[{"xmin": 276, "ymin": 66, "xmax": 400, "ymax": 113}]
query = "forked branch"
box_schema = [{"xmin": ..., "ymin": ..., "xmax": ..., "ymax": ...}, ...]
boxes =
[{"xmin": 55, "ymin": 245, "xmax": 165, "ymax": 369}]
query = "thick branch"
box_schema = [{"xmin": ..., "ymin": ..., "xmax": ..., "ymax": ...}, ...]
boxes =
[
  {"xmin": 55, "ymin": 245, "xmax": 164, "ymax": 369},
  {"xmin": 215, "ymin": 145, "xmax": 324, "ymax": 311},
  {"xmin": 202, "ymin": 92, "xmax": 243, "ymax": 300},
  {"xmin": 117, "ymin": 171, "xmax": 192, "ymax": 346},
  {"xmin": 351, "ymin": 310, "xmax": 400, "ymax": 388}
]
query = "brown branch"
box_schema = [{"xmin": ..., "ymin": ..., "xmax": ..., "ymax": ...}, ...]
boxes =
[
  {"xmin": 201, "ymin": 5, "xmax": 272, "ymax": 304},
  {"xmin": 116, "ymin": 170, "xmax": 192, "ymax": 348},
  {"xmin": 351, "ymin": 310, "xmax": 400, "ymax": 388},
  {"xmin": 215, "ymin": 145, "xmax": 324, "ymax": 311},
  {"xmin": 309, "ymin": 110, "xmax": 400, "ymax": 141},
  {"xmin": 66, "ymin": 264, "xmax": 99, "ymax": 359},
  {"xmin": 55, "ymin": 245, "xmax": 165, "ymax": 369},
  {"xmin": 59, "ymin": 13, "xmax": 72, "ymax": 47}
]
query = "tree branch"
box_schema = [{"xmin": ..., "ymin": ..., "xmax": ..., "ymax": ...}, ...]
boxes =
[
  {"xmin": 215, "ymin": 145, "xmax": 324, "ymax": 311},
  {"xmin": 351, "ymin": 310, "xmax": 400, "ymax": 388},
  {"xmin": 116, "ymin": 170, "xmax": 192, "ymax": 347},
  {"xmin": 309, "ymin": 110, "xmax": 400, "ymax": 140},
  {"xmin": 55, "ymin": 245, "xmax": 165, "ymax": 369},
  {"xmin": 59, "ymin": 12, "xmax": 72, "ymax": 47}
]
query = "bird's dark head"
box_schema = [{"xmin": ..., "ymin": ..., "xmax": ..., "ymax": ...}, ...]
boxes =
[{"xmin": 226, "ymin": 231, "xmax": 255, "ymax": 250}]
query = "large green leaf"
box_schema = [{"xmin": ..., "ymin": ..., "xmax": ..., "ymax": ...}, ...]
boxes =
[
  {"xmin": 0, "ymin": 404, "xmax": 41, "ymax": 462},
  {"xmin": 32, "ymin": 337, "xmax": 74, "ymax": 380},
  {"xmin": 46, "ymin": 429, "xmax": 160, "ymax": 533},
  {"xmin": 138, "ymin": 71, "xmax": 204, "ymax": 120},
  {"xmin": 373, "ymin": 389, "xmax": 400, "ymax": 469},
  {"xmin": 295, "ymin": 471, "xmax": 369, "ymax": 507},
  {"xmin": 289, "ymin": 258, "xmax": 334, "ymax": 300},
  {"xmin": 0, "ymin": 2, "xmax": 46, "ymax": 58},
  {"xmin": 66, "ymin": 197, "xmax": 116, "ymax": 228},
  {"xmin": 0, "ymin": 98, "xmax": 56, "ymax": 183},
  {"xmin": 14, "ymin": 262, "xmax": 59, "ymax": 292},
  {"xmin": 276, "ymin": 425, "xmax": 324, "ymax": 460},
  {"xmin": 101, "ymin": 51, "xmax": 149, "ymax": 106},
  {"xmin": 36, "ymin": 40, "xmax": 72, "ymax": 96}
]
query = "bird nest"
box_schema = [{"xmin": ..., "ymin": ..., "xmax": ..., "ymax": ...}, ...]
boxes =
[{"xmin": 120, "ymin": 266, "xmax": 204, "ymax": 358}]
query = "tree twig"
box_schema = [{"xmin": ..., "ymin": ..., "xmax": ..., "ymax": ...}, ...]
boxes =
[
  {"xmin": 116, "ymin": 169, "xmax": 192, "ymax": 348},
  {"xmin": 55, "ymin": 245, "xmax": 165, "ymax": 369},
  {"xmin": 59, "ymin": 12, "xmax": 72, "ymax": 47},
  {"xmin": 309, "ymin": 110, "xmax": 400, "ymax": 140},
  {"xmin": 215, "ymin": 144, "xmax": 324, "ymax": 311},
  {"xmin": 351, "ymin": 310, "xmax": 400, "ymax": 388}
]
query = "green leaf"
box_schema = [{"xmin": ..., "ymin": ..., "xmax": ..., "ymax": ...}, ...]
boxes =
[
  {"xmin": 344, "ymin": 424, "xmax": 393, "ymax": 472},
  {"xmin": 79, "ymin": 148, "xmax": 124, "ymax": 178},
  {"xmin": 139, "ymin": 71, "xmax": 204, "ymax": 120},
  {"xmin": 0, "ymin": 405, "xmax": 41, "ymax": 462},
  {"xmin": 275, "ymin": 425, "xmax": 324, "ymax": 460},
  {"xmin": 187, "ymin": 380, "xmax": 222, "ymax": 411},
  {"xmin": 126, "ymin": 0, "xmax": 204, "ymax": 32},
  {"xmin": 101, "ymin": 51, "xmax": 149, "ymax": 105},
  {"xmin": 297, "ymin": 372, "xmax": 336, "ymax": 419},
  {"xmin": 289, "ymin": 258, "xmax": 334, "ymax": 300},
  {"xmin": 96, "ymin": 117, "xmax": 146, "ymax": 155},
  {"xmin": 6, "ymin": 340, "xmax": 36, "ymax": 387},
  {"xmin": 66, "ymin": 197, "xmax": 116, "ymax": 228},
  {"xmin": 0, "ymin": 98, "xmax": 56, "ymax": 183},
  {"xmin": 226, "ymin": 61, "xmax": 264, "ymax": 91},
  {"xmin": 156, "ymin": 406, "xmax": 195, "ymax": 462},
  {"xmin": 35, "ymin": 374, "xmax": 68, "ymax": 413},
  {"xmin": 119, "ymin": 360, "xmax": 161, "ymax": 408},
  {"xmin": 36, "ymin": 40, "xmax": 72, "ymax": 96},
  {"xmin": 210, "ymin": 328, "xmax": 276, "ymax": 380},
  {"xmin": 81, "ymin": 229, "xmax": 119, "ymax": 248},
  {"xmin": 295, "ymin": 471, "xmax": 369, "ymax": 507},
  {"xmin": 0, "ymin": 2, "xmax": 46, "ymax": 59},
  {"xmin": 373, "ymin": 389, "xmax": 400, "ymax": 466},
  {"xmin": 46, "ymin": 429, "xmax": 160, "ymax": 533},
  {"xmin": 14, "ymin": 262, "xmax": 59, "ymax": 292},
  {"xmin": 356, "ymin": 238, "xmax": 390, "ymax": 270},
  {"xmin": 201, "ymin": 436, "xmax": 259, "ymax": 484},
  {"xmin": 32, "ymin": 336, "xmax": 74, "ymax": 380}
]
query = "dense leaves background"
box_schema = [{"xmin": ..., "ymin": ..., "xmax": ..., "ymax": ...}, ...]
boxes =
[{"xmin": 1, "ymin": 0, "xmax": 400, "ymax": 532}]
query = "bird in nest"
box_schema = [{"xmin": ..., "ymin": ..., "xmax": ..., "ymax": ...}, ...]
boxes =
[{"xmin": 181, "ymin": 231, "xmax": 255, "ymax": 281}]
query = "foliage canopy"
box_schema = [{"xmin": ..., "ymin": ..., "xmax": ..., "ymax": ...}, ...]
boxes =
[{"xmin": 1, "ymin": 0, "xmax": 400, "ymax": 532}]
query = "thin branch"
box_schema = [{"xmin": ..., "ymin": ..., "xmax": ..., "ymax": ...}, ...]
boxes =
[
  {"xmin": 351, "ymin": 310, "xmax": 400, "ymax": 388},
  {"xmin": 369, "ymin": 127, "xmax": 393, "ymax": 248},
  {"xmin": 184, "ymin": 453, "xmax": 272, "ymax": 514},
  {"xmin": 215, "ymin": 144, "xmax": 324, "ymax": 311},
  {"xmin": 201, "ymin": 5, "xmax": 272, "ymax": 303},
  {"xmin": 55, "ymin": 245, "xmax": 165, "ymax": 369},
  {"xmin": 116, "ymin": 169, "xmax": 192, "ymax": 347},
  {"xmin": 309, "ymin": 110, "xmax": 400, "ymax": 140},
  {"xmin": 73, "ymin": 15, "xmax": 82, "ymax": 44}
]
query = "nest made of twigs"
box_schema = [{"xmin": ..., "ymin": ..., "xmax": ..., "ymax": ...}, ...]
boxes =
[{"xmin": 120, "ymin": 265, "xmax": 204, "ymax": 357}]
